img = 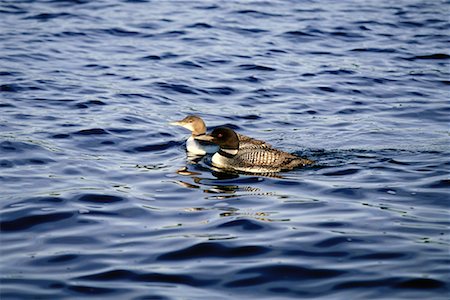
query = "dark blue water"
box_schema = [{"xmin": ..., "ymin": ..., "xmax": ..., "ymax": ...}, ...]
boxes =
[{"xmin": 1, "ymin": 0, "xmax": 449, "ymax": 299}]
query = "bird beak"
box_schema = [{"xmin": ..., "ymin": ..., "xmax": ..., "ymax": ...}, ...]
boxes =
[
  {"xmin": 169, "ymin": 120, "xmax": 182, "ymax": 126},
  {"xmin": 195, "ymin": 134, "xmax": 214, "ymax": 142}
]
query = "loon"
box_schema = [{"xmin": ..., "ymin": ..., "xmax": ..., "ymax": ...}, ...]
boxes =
[
  {"xmin": 170, "ymin": 115, "xmax": 271, "ymax": 155},
  {"xmin": 196, "ymin": 127, "xmax": 314, "ymax": 173}
]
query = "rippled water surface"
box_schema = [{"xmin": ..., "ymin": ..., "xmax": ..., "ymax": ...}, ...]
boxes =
[{"xmin": 1, "ymin": 0, "xmax": 449, "ymax": 299}]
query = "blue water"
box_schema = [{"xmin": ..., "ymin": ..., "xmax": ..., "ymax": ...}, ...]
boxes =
[{"xmin": 1, "ymin": 0, "xmax": 449, "ymax": 299}]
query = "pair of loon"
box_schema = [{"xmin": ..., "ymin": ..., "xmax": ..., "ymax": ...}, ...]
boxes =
[{"xmin": 170, "ymin": 115, "xmax": 313, "ymax": 173}]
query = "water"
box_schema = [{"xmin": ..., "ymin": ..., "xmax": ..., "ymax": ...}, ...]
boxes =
[{"xmin": 1, "ymin": 0, "xmax": 449, "ymax": 299}]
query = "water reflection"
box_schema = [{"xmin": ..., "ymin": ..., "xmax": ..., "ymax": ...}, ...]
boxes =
[
  {"xmin": 174, "ymin": 166, "xmax": 242, "ymax": 195},
  {"xmin": 220, "ymin": 210, "xmax": 290, "ymax": 223},
  {"xmin": 172, "ymin": 165, "xmax": 288, "ymax": 222},
  {"xmin": 171, "ymin": 151, "xmax": 299, "ymax": 205}
]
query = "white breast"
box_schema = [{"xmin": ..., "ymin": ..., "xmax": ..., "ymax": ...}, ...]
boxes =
[
  {"xmin": 211, "ymin": 152, "xmax": 230, "ymax": 168},
  {"xmin": 186, "ymin": 136, "xmax": 217, "ymax": 155}
]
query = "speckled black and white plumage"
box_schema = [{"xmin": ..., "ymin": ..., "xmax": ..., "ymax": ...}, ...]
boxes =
[
  {"xmin": 213, "ymin": 147, "xmax": 313, "ymax": 173},
  {"xmin": 197, "ymin": 127, "xmax": 313, "ymax": 173},
  {"xmin": 236, "ymin": 133, "xmax": 272, "ymax": 149}
]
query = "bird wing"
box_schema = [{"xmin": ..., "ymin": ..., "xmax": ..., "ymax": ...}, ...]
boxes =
[
  {"xmin": 237, "ymin": 133, "xmax": 272, "ymax": 148},
  {"xmin": 235, "ymin": 148, "xmax": 298, "ymax": 168}
]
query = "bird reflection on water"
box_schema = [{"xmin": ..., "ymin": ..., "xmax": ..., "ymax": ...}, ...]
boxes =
[{"xmin": 171, "ymin": 165, "xmax": 290, "ymax": 223}]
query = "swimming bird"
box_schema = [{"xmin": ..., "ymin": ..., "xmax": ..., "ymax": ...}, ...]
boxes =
[
  {"xmin": 196, "ymin": 127, "xmax": 314, "ymax": 173},
  {"xmin": 170, "ymin": 115, "xmax": 271, "ymax": 155}
]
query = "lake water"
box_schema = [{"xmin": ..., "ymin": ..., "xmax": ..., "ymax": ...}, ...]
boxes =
[{"xmin": 1, "ymin": 0, "xmax": 449, "ymax": 299}]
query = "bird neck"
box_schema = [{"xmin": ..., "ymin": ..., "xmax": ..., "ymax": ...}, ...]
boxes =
[{"xmin": 219, "ymin": 148, "xmax": 238, "ymax": 158}]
